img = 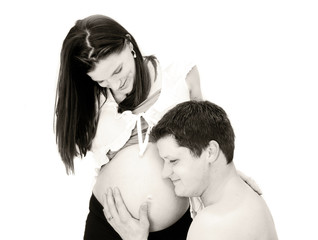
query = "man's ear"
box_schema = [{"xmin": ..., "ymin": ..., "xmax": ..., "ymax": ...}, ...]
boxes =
[{"xmin": 207, "ymin": 140, "xmax": 219, "ymax": 164}]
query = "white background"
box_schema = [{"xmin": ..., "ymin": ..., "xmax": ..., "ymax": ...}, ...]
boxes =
[{"xmin": 1, "ymin": 0, "xmax": 317, "ymax": 239}]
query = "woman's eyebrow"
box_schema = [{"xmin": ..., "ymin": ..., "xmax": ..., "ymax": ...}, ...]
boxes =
[{"xmin": 91, "ymin": 62, "xmax": 123, "ymax": 82}]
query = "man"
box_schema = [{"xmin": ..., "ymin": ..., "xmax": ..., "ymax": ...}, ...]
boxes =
[{"xmin": 103, "ymin": 100, "xmax": 278, "ymax": 240}]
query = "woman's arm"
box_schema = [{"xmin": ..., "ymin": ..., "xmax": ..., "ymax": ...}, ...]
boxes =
[
  {"xmin": 186, "ymin": 65, "xmax": 203, "ymax": 100},
  {"xmin": 103, "ymin": 187, "xmax": 150, "ymax": 240},
  {"xmin": 237, "ymin": 170, "xmax": 262, "ymax": 195}
]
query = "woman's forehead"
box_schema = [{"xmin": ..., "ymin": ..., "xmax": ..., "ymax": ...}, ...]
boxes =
[
  {"xmin": 87, "ymin": 56, "xmax": 118, "ymax": 80},
  {"xmin": 87, "ymin": 45, "xmax": 130, "ymax": 80}
]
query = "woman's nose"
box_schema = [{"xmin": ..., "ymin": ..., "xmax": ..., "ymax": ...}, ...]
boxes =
[{"xmin": 100, "ymin": 78, "xmax": 120, "ymax": 90}]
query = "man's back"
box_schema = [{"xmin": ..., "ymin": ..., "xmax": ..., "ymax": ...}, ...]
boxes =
[{"xmin": 187, "ymin": 175, "xmax": 278, "ymax": 240}]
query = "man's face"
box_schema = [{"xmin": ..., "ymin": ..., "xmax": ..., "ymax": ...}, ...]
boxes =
[{"xmin": 156, "ymin": 135, "xmax": 211, "ymax": 198}]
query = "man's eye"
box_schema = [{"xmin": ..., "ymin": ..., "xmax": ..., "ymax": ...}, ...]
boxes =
[{"xmin": 170, "ymin": 159, "xmax": 178, "ymax": 164}]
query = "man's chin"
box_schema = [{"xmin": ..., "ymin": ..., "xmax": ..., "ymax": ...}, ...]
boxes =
[{"xmin": 174, "ymin": 188, "xmax": 187, "ymax": 198}]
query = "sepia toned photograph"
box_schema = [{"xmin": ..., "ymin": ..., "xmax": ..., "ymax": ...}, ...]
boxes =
[{"xmin": 1, "ymin": 0, "xmax": 317, "ymax": 239}]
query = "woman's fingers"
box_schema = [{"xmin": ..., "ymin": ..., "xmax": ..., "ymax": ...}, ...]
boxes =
[
  {"xmin": 106, "ymin": 188, "xmax": 120, "ymax": 222},
  {"xmin": 237, "ymin": 170, "xmax": 263, "ymax": 195},
  {"xmin": 102, "ymin": 187, "xmax": 151, "ymax": 239},
  {"xmin": 103, "ymin": 187, "xmax": 143, "ymax": 224},
  {"xmin": 113, "ymin": 187, "xmax": 131, "ymax": 221},
  {"xmin": 139, "ymin": 202, "xmax": 150, "ymax": 228},
  {"xmin": 102, "ymin": 192, "xmax": 114, "ymax": 223}
]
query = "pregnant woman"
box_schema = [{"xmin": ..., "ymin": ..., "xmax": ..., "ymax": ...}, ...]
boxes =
[{"xmin": 55, "ymin": 14, "xmax": 203, "ymax": 239}]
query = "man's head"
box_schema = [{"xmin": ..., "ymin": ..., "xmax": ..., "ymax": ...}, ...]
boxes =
[{"xmin": 151, "ymin": 100, "xmax": 235, "ymax": 197}]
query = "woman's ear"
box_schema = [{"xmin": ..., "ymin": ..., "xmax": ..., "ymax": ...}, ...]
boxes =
[
  {"xmin": 125, "ymin": 35, "xmax": 134, "ymax": 50},
  {"xmin": 128, "ymin": 41, "xmax": 134, "ymax": 51},
  {"xmin": 207, "ymin": 140, "xmax": 219, "ymax": 164},
  {"xmin": 126, "ymin": 34, "xmax": 132, "ymax": 40},
  {"xmin": 125, "ymin": 39, "xmax": 134, "ymax": 53}
]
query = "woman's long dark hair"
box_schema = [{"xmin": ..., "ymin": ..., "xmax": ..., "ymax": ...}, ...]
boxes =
[{"xmin": 54, "ymin": 15, "xmax": 156, "ymax": 174}]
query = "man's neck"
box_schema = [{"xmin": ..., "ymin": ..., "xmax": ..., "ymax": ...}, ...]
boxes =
[{"xmin": 200, "ymin": 161, "xmax": 242, "ymax": 207}]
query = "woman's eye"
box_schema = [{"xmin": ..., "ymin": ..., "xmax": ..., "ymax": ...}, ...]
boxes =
[{"xmin": 114, "ymin": 66, "xmax": 122, "ymax": 74}]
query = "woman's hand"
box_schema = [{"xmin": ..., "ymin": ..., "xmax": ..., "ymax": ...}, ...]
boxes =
[
  {"xmin": 237, "ymin": 170, "xmax": 263, "ymax": 195},
  {"xmin": 103, "ymin": 187, "xmax": 150, "ymax": 240}
]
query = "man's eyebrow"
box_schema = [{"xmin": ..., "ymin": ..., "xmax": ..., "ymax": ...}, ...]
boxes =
[{"xmin": 162, "ymin": 155, "xmax": 174, "ymax": 160}]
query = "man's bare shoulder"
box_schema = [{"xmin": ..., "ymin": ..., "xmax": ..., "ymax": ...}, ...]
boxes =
[
  {"xmin": 187, "ymin": 194, "xmax": 278, "ymax": 240},
  {"xmin": 187, "ymin": 205, "xmax": 245, "ymax": 240}
]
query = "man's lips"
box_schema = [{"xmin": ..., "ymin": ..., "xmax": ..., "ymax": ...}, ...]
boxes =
[{"xmin": 171, "ymin": 179, "xmax": 180, "ymax": 184}]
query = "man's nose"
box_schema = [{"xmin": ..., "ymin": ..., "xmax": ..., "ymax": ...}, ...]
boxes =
[{"xmin": 162, "ymin": 162, "xmax": 173, "ymax": 179}]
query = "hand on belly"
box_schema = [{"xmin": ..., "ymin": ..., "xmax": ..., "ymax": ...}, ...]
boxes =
[{"xmin": 93, "ymin": 143, "xmax": 189, "ymax": 231}]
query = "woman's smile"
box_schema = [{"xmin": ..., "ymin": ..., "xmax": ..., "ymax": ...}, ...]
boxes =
[{"xmin": 119, "ymin": 77, "xmax": 128, "ymax": 90}]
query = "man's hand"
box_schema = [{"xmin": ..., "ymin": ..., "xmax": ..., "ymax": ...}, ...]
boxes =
[{"xmin": 102, "ymin": 187, "xmax": 150, "ymax": 240}]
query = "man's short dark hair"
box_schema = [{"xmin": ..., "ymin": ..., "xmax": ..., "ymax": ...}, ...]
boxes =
[{"xmin": 151, "ymin": 100, "xmax": 235, "ymax": 164}]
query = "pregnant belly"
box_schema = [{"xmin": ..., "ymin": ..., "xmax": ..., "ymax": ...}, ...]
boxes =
[{"xmin": 93, "ymin": 143, "xmax": 189, "ymax": 231}]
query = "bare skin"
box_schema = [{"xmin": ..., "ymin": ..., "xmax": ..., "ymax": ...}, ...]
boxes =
[
  {"xmin": 103, "ymin": 137, "xmax": 277, "ymax": 240},
  {"xmin": 186, "ymin": 172, "xmax": 278, "ymax": 240},
  {"xmin": 89, "ymin": 44, "xmax": 203, "ymax": 232}
]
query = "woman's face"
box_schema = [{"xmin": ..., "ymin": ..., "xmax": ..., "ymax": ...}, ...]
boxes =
[{"xmin": 87, "ymin": 43, "xmax": 136, "ymax": 103}]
